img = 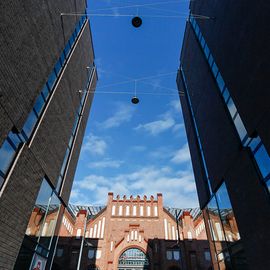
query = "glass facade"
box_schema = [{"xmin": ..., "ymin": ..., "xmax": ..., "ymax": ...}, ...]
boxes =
[
  {"xmin": 0, "ymin": 14, "xmax": 88, "ymax": 191},
  {"xmin": 14, "ymin": 178, "xmax": 61, "ymax": 270},
  {"xmin": 205, "ymin": 183, "xmax": 247, "ymax": 270},
  {"xmin": 189, "ymin": 16, "xmax": 270, "ymax": 192}
]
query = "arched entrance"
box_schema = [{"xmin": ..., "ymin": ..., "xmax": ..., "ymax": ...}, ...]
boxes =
[{"xmin": 118, "ymin": 248, "xmax": 149, "ymax": 270}]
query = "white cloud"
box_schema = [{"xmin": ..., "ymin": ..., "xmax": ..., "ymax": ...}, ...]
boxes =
[
  {"xmin": 172, "ymin": 123, "xmax": 184, "ymax": 133},
  {"xmin": 171, "ymin": 143, "xmax": 191, "ymax": 164},
  {"xmin": 99, "ymin": 103, "xmax": 135, "ymax": 129},
  {"xmin": 72, "ymin": 165, "xmax": 198, "ymax": 208},
  {"xmin": 82, "ymin": 133, "xmax": 107, "ymax": 155},
  {"xmin": 169, "ymin": 99, "xmax": 182, "ymax": 113},
  {"xmin": 88, "ymin": 158, "xmax": 123, "ymax": 169},
  {"xmin": 135, "ymin": 117, "xmax": 175, "ymax": 135}
]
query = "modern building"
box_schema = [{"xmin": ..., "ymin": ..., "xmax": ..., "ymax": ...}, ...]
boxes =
[
  {"xmin": 51, "ymin": 193, "xmax": 212, "ymax": 270},
  {"xmin": 0, "ymin": 1, "xmax": 97, "ymax": 269},
  {"xmin": 176, "ymin": 1, "xmax": 270, "ymax": 270}
]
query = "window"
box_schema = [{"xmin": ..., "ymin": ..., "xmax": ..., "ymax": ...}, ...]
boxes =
[
  {"xmin": 216, "ymin": 183, "xmax": 240, "ymax": 242},
  {"xmin": 167, "ymin": 250, "xmax": 173, "ymax": 260},
  {"xmin": 76, "ymin": 229, "xmax": 82, "ymax": 238},
  {"xmin": 167, "ymin": 250, "xmax": 180, "ymax": 261},
  {"xmin": 56, "ymin": 248, "xmax": 63, "ymax": 258},
  {"xmin": 140, "ymin": 205, "xmax": 144, "ymax": 216},
  {"xmin": 0, "ymin": 139, "xmax": 17, "ymax": 175},
  {"xmin": 119, "ymin": 205, "xmax": 123, "ymax": 216},
  {"xmin": 88, "ymin": 249, "xmax": 95, "ymax": 259},
  {"xmin": 126, "ymin": 205, "xmax": 130, "ymax": 216},
  {"xmin": 154, "ymin": 206, "xmax": 158, "ymax": 216},
  {"xmin": 187, "ymin": 231, "xmax": 193, "ymax": 240},
  {"xmin": 112, "ymin": 205, "xmax": 116, "ymax": 216},
  {"xmin": 133, "ymin": 205, "xmax": 136, "ymax": 216},
  {"xmin": 147, "ymin": 206, "xmax": 151, "ymax": 216},
  {"xmin": 253, "ymin": 144, "xmax": 270, "ymax": 179},
  {"xmin": 118, "ymin": 248, "xmax": 149, "ymax": 268},
  {"xmin": 204, "ymin": 251, "xmax": 211, "ymax": 261}
]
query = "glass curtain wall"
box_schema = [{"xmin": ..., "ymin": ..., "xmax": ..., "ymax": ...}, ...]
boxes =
[
  {"xmin": 14, "ymin": 178, "xmax": 61, "ymax": 270},
  {"xmin": 205, "ymin": 183, "xmax": 247, "ymax": 270}
]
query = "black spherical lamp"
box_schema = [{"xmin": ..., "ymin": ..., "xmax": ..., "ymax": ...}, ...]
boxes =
[{"xmin": 132, "ymin": 16, "xmax": 142, "ymax": 28}]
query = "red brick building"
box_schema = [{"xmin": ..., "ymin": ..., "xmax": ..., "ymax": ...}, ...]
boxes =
[{"xmin": 49, "ymin": 193, "xmax": 212, "ymax": 270}]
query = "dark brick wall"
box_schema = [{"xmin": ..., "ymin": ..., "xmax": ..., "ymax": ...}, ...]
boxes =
[
  {"xmin": 0, "ymin": 0, "xmax": 86, "ymax": 145},
  {"xmin": 225, "ymin": 148, "xmax": 270, "ymax": 269},
  {"xmin": 178, "ymin": 1, "xmax": 270, "ymax": 269},
  {"xmin": 61, "ymin": 73, "xmax": 97, "ymax": 204},
  {"xmin": 0, "ymin": 145, "xmax": 44, "ymax": 269},
  {"xmin": 179, "ymin": 23, "xmax": 242, "ymax": 193},
  {"xmin": 190, "ymin": 0, "xmax": 270, "ymax": 154},
  {"xmin": 29, "ymin": 21, "xmax": 94, "ymax": 187},
  {"xmin": 176, "ymin": 71, "xmax": 210, "ymax": 208},
  {"xmin": 0, "ymin": 2, "xmax": 97, "ymax": 268}
]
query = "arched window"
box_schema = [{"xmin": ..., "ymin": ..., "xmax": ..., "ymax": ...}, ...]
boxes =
[{"xmin": 118, "ymin": 248, "xmax": 149, "ymax": 269}]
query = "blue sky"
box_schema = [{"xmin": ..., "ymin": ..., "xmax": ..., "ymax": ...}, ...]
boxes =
[{"xmin": 70, "ymin": 0, "xmax": 199, "ymax": 208}]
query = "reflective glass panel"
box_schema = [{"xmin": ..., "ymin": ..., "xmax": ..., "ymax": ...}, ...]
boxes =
[
  {"xmin": 227, "ymin": 98, "xmax": 237, "ymax": 118},
  {"xmin": 23, "ymin": 110, "xmax": 38, "ymax": 138},
  {"xmin": 39, "ymin": 192, "xmax": 60, "ymax": 249},
  {"xmin": 34, "ymin": 94, "xmax": 46, "ymax": 116},
  {"xmin": 207, "ymin": 196, "xmax": 227, "ymax": 254},
  {"xmin": 8, "ymin": 132, "xmax": 23, "ymax": 148},
  {"xmin": 222, "ymin": 88, "xmax": 230, "ymax": 103},
  {"xmin": 47, "ymin": 71, "xmax": 57, "ymax": 91},
  {"xmin": 25, "ymin": 179, "xmax": 52, "ymax": 239},
  {"xmin": 212, "ymin": 62, "xmax": 219, "ymax": 77},
  {"xmin": 234, "ymin": 114, "xmax": 247, "ymax": 141},
  {"xmin": 0, "ymin": 140, "xmax": 16, "ymax": 175},
  {"xmin": 254, "ymin": 144, "xmax": 270, "ymax": 178},
  {"xmin": 216, "ymin": 183, "xmax": 240, "ymax": 243},
  {"xmin": 42, "ymin": 84, "xmax": 50, "ymax": 99},
  {"xmin": 216, "ymin": 72, "xmax": 225, "ymax": 92}
]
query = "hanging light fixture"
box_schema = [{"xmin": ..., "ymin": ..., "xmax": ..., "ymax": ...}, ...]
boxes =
[
  {"xmin": 131, "ymin": 96, "xmax": 139, "ymax": 104},
  {"xmin": 132, "ymin": 16, "xmax": 142, "ymax": 28},
  {"xmin": 131, "ymin": 80, "xmax": 139, "ymax": 104}
]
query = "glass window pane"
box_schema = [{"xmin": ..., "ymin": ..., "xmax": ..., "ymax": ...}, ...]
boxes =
[
  {"xmin": 0, "ymin": 140, "xmax": 16, "ymax": 175},
  {"xmin": 41, "ymin": 84, "xmax": 50, "ymax": 99},
  {"xmin": 166, "ymin": 251, "xmax": 172, "ymax": 260},
  {"xmin": 173, "ymin": 251, "xmax": 180, "ymax": 261},
  {"xmin": 22, "ymin": 110, "xmax": 38, "ymax": 139},
  {"xmin": 216, "ymin": 183, "xmax": 240, "ymax": 243},
  {"xmin": 227, "ymin": 98, "xmax": 237, "ymax": 118},
  {"xmin": 200, "ymin": 36, "xmax": 206, "ymax": 48},
  {"xmin": 222, "ymin": 88, "xmax": 230, "ymax": 103},
  {"xmin": 204, "ymin": 44, "xmax": 210, "ymax": 59},
  {"xmin": 254, "ymin": 144, "xmax": 270, "ymax": 179},
  {"xmin": 47, "ymin": 71, "xmax": 57, "ymax": 91},
  {"xmin": 25, "ymin": 179, "xmax": 52, "ymax": 239},
  {"xmin": 216, "ymin": 72, "xmax": 225, "ymax": 92},
  {"xmin": 8, "ymin": 132, "xmax": 23, "ymax": 148},
  {"xmin": 234, "ymin": 114, "xmax": 247, "ymax": 141},
  {"xmin": 207, "ymin": 196, "xmax": 227, "ymax": 254},
  {"xmin": 248, "ymin": 137, "xmax": 261, "ymax": 152},
  {"xmin": 212, "ymin": 62, "xmax": 219, "ymax": 77},
  {"xmin": 39, "ymin": 192, "xmax": 60, "ymax": 249},
  {"xmin": 54, "ymin": 59, "xmax": 62, "ymax": 76},
  {"xmin": 34, "ymin": 94, "xmax": 45, "ymax": 116},
  {"xmin": 208, "ymin": 54, "xmax": 214, "ymax": 67}
]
